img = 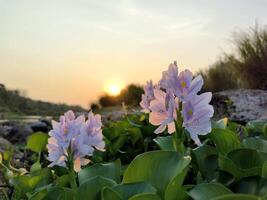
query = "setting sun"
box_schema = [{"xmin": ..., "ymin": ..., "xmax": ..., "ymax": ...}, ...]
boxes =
[
  {"xmin": 107, "ymin": 84, "xmax": 121, "ymax": 96},
  {"xmin": 104, "ymin": 80, "xmax": 125, "ymax": 96}
]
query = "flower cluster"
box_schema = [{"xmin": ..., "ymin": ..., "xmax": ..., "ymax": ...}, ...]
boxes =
[
  {"xmin": 140, "ymin": 62, "xmax": 214, "ymax": 146},
  {"xmin": 47, "ymin": 110, "xmax": 105, "ymax": 172}
]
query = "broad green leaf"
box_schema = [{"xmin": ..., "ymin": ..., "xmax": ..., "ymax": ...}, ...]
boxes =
[
  {"xmin": 128, "ymin": 193, "xmax": 161, "ymax": 200},
  {"xmin": 192, "ymin": 145, "xmax": 218, "ymax": 180},
  {"xmin": 212, "ymin": 194, "xmax": 261, "ymax": 200},
  {"xmin": 188, "ymin": 183, "xmax": 232, "ymax": 200},
  {"xmin": 246, "ymin": 120, "xmax": 267, "ymax": 136},
  {"xmin": 231, "ymin": 176, "xmax": 267, "ymax": 196},
  {"xmin": 55, "ymin": 175, "xmax": 70, "ymax": 187},
  {"xmin": 102, "ymin": 187, "xmax": 122, "ymax": 200},
  {"xmin": 243, "ymin": 137, "xmax": 267, "ymax": 153},
  {"xmin": 262, "ymin": 161, "xmax": 267, "ymax": 178},
  {"xmin": 209, "ymin": 128, "xmax": 242, "ymax": 155},
  {"xmin": 122, "ymin": 151, "xmax": 191, "ymax": 200},
  {"xmin": 11, "ymin": 168, "xmax": 52, "ymax": 196},
  {"xmin": 165, "ymin": 166, "xmax": 190, "ymax": 200},
  {"xmin": 78, "ymin": 160, "xmax": 121, "ymax": 184},
  {"xmin": 45, "ymin": 187, "xmax": 75, "ymax": 200},
  {"xmin": 219, "ymin": 148, "xmax": 262, "ymax": 179},
  {"xmin": 110, "ymin": 135, "xmax": 128, "ymax": 155},
  {"xmin": 29, "ymin": 188, "xmax": 48, "ymax": 200},
  {"xmin": 153, "ymin": 136, "xmax": 175, "ymax": 151},
  {"xmin": 76, "ymin": 176, "xmax": 116, "ymax": 200},
  {"xmin": 26, "ymin": 132, "xmax": 49, "ymax": 153},
  {"xmin": 113, "ymin": 182, "xmax": 157, "ymax": 200},
  {"xmin": 30, "ymin": 162, "xmax": 42, "ymax": 172},
  {"xmin": 127, "ymin": 127, "xmax": 143, "ymax": 145}
]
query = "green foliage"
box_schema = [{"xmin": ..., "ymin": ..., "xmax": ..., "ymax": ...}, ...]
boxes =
[
  {"xmin": 26, "ymin": 132, "xmax": 49, "ymax": 153},
  {"xmin": 0, "ymin": 83, "xmax": 85, "ymax": 116},
  {"xmin": 188, "ymin": 183, "xmax": 233, "ymax": 200},
  {"xmin": 122, "ymin": 151, "xmax": 191, "ymax": 200},
  {"xmin": 78, "ymin": 160, "xmax": 121, "ymax": 184},
  {"xmin": 209, "ymin": 128, "xmax": 242, "ymax": 155},
  {"xmin": 4, "ymin": 116, "xmax": 267, "ymax": 200}
]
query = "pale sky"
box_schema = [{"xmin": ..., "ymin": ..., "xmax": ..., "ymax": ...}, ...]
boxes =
[{"xmin": 1, "ymin": 0, "xmax": 267, "ymax": 108}]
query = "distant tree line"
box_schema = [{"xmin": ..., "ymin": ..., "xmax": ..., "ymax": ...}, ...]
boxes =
[
  {"xmin": 199, "ymin": 24, "xmax": 267, "ymax": 92},
  {"xmin": 0, "ymin": 84, "xmax": 85, "ymax": 116},
  {"xmin": 91, "ymin": 84, "xmax": 144, "ymax": 109}
]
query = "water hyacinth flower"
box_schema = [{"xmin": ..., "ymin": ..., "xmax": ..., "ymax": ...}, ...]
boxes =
[
  {"xmin": 140, "ymin": 61, "xmax": 214, "ymax": 146},
  {"xmin": 140, "ymin": 80, "xmax": 155, "ymax": 113},
  {"xmin": 182, "ymin": 92, "xmax": 214, "ymax": 146},
  {"xmin": 149, "ymin": 89, "xmax": 178, "ymax": 134},
  {"xmin": 160, "ymin": 62, "xmax": 203, "ymax": 101},
  {"xmin": 47, "ymin": 110, "xmax": 105, "ymax": 172}
]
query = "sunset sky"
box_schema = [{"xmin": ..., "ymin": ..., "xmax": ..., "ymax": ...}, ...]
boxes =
[{"xmin": 1, "ymin": 0, "xmax": 267, "ymax": 108}]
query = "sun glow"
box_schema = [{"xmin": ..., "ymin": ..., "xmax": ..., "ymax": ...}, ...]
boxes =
[{"xmin": 105, "ymin": 80, "xmax": 124, "ymax": 96}]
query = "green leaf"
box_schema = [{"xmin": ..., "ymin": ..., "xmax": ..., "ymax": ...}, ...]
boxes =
[
  {"xmin": 113, "ymin": 182, "xmax": 157, "ymax": 200},
  {"xmin": 122, "ymin": 151, "xmax": 191, "ymax": 200},
  {"xmin": 246, "ymin": 120, "xmax": 267, "ymax": 136},
  {"xmin": 45, "ymin": 187, "xmax": 75, "ymax": 200},
  {"xmin": 78, "ymin": 160, "xmax": 121, "ymax": 184},
  {"xmin": 128, "ymin": 193, "xmax": 161, "ymax": 200},
  {"xmin": 231, "ymin": 177, "xmax": 267, "ymax": 196},
  {"xmin": 29, "ymin": 188, "xmax": 48, "ymax": 200},
  {"xmin": 127, "ymin": 127, "xmax": 143, "ymax": 145},
  {"xmin": 218, "ymin": 148, "xmax": 263, "ymax": 179},
  {"xmin": 111, "ymin": 135, "xmax": 128, "ymax": 155},
  {"xmin": 76, "ymin": 176, "xmax": 117, "ymax": 200},
  {"xmin": 55, "ymin": 175, "xmax": 70, "ymax": 187},
  {"xmin": 11, "ymin": 168, "xmax": 53, "ymax": 196},
  {"xmin": 101, "ymin": 187, "xmax": 122, "ymax": 200},
  {"xmin": 262, "ymin": 161, "xmax": 267, "ymax": 178},
  {"xmin": 192, "ymin": 145, "xmax": 218, "ymax": 180},
  {"xmin": 153, "ymin": 136, "xmax": 175, "ymax": 151},
  {"xmin": 188, "ymin": 183, "xmax": 232, "ymax": 200},
  {"xmin": 209, "ymin": 128, "xmax": 242, "ymax": 155},
  {"xmin": 243, "ymin": 137, "xmax": 267, "ymax": 153},
  {"xmin": 30, "ymin": 162, "xmax": 42, "ymax": 172},
  {"xmin": 212, "ymin": 194, "xmax": 261, "ymax": 200},
  {"xmin": 26, "ymin": 132, "xmax": 49, "ymax": 153}
]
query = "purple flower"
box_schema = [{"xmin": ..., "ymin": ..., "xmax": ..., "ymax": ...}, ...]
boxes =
[
  {"xmin": 182, "ymin": 92, "xmax": 214, "ymax": 146},
  {"xmin": 149, "ymin": 89, "xmax": 178, "ymax": 134},
  {"xmin": 47, "ymin": 110, "xmax": 105, "ymax": 172},
  {"xmin": 48, "ymin": 111, "xmax": 85, "ymax": 148},
  {"xmin": 160, "ymin": 62, "xmax": 203, "ymax": 101},
  {"xmin": 140, "ymin": 80, "xmax": 155, "ymax": 113}
]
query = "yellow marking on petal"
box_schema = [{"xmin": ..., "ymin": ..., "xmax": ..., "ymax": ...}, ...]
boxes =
[
  {"xmin": 63, "ymin": 127, "xmax": 68, "ymax": 135},
  {"xmin": 181, "ymin": 81, "xmax": 187, "ymax": 88},
  {"xmin": 188, "ymin": 109, "xmax": 193, "ymax": 116}
]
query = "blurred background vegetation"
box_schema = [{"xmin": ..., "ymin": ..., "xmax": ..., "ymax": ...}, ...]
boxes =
[
  {"xmin": 0, "ymin": 84, "xmax": 85, "ymax": 117},
  {"xmin": 199, "ymin": 24, "xmax": 267, "ymax": 92}
]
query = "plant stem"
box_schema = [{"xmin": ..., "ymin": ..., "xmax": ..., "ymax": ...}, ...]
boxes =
[
  {"xmin": 173, "ymin": 122, "xmax": 185, "ymax": 154},
  {"xmin": 67, "ymin": 150, "xmax": 77, "ymax": 190},
  {"xmin": 69, "ymin": 169, "xmax": 78, "ymax": 189},
  {"xmin": 172, "ymin": 108, "xmax": 185, "ymax": 154}
]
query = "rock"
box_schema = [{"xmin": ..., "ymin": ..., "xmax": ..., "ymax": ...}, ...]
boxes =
[
  {"xmin": 0, "ymin": 137, "xmax": 13, "ymax": 153},
  {"xmin": 30, "ymin": 121, "xmax": 50, "ymax": 133},
  {"xmin": 0, "ymin": 122, "xmax": 33, "ymax": 144},
  {"xmin": 212, "ymin": 89, "xmax": 267, "ymax": 123}
]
